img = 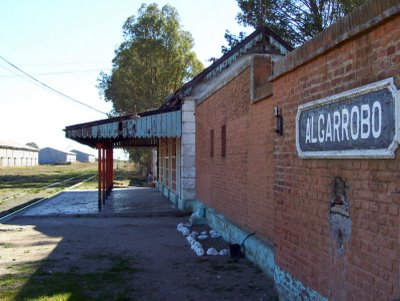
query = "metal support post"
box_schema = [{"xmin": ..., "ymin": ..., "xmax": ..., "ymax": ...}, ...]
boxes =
[
  {"xmin": 106, "ymin": 147, "xmax": 112, "ymax": 195},
  {"xmin": 105, "ymin": 148, "xmax": 109, "ymax": 195},
  {"xmin": 97, "ymin": 144, "xmax": 102, "ymax": 211},
  {"xmin": 111, "ymin": 148, "xmax": 114, "ymax": 190},
  {"xmin": 102, "ymin": 147, "xmax": 106, "ymax": 204}
]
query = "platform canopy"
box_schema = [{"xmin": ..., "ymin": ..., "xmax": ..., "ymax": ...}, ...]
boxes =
[{"xmin": 65, "ymin": 108, "xmax": 181, "ymax": 148}]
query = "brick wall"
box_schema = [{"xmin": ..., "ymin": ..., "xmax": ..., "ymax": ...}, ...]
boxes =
[
  {"xmin": 196, "ymin": 3, "xmax": 400, "ymax": 300},
  {"xmin": 272, "ymin": 14, "xmax": 400, "ymax": 299},
  {"xmin": 196, "ymin": 66, "xmax": 277, "ymax": 241}
]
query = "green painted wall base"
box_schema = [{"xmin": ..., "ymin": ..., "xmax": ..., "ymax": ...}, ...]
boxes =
[
  {"xmin": 274, "ymin": 266, "xmax": 328, "ymax": 301},
  {"xmin": 157, "ymin": 182, "xmax": 180, "ymax": 206},
  {"xmin": 182, "ymin": 198, "xmax": 327, "ymax": 301},
  {"xmin": 155, "ymin": 186, "xmax": 327, "ymax": 300}
]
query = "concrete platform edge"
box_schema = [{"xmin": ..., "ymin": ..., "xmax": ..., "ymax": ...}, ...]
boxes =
[{"xmin": 0, "ymin": 190, "xmax": 64, "ymax": 224}]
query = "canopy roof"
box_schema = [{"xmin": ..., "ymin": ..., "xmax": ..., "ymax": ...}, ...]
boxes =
[{"xmin": 65, "ymin": 107, "xmax": 181, "ymax": 148}]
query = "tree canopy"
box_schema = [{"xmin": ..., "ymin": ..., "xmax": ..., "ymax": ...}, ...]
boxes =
[
  {"xmin": 97, "ymin": 3, "xmax": 203, "ymax": 171},
  {"xmin": 221, "ymin": 30, "xmax": 247, "ymax": 54},
  {"xmin": 98, "ymin": 3, "xmax": 203, "ymax": 116},
  {"xmin": 26, "ymin": 142, "xmax": 39, "ymax": 149},
  {"xmin": 223, "ymin": 0, "xmax": 367, "ymax": 50}
]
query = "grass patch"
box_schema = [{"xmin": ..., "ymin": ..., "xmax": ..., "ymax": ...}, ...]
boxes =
[
  {"xmin": 207, "ymin": 262, "xmax": 241, "ymax": 273},
  {"xmin": 6, "ymin": 262, "xmax": 40, "ymax": 273},
  {"xmin": 28, "ymin": 188, "xmax": 42, "ymax": 194},
  {"xmin": 0, "ymin": 254, "xmax": 142, "ymax": 301},
  {"xmin": 189, "ymin": 283, "xmax": 207, "ymax": 290},
  {"xmin": 0, "ymin": 164, "xmax": 97, "ymax": 190},
  {"xmin": 0, "ymin": 273, "xmax": 30, "ymax": 300},
  {"xmin": 81, "ymin": 251, "xmax": 142, "ymax": 275},
  {"xmin": 212, "ymin": 286, "xmax": 235, "ymax": 293},
  {"xmin": 0, "ymin": 242, "xmax": 15, "ymax": 248},
  {"xmin": 70, "ymin": 162, "xmax": 143, "ymax": 190},
  {"xmin": 0, "ymin": 228, "xmax": 23, "ymax": 233},
  {"xmin": 73, "ymin": 177, "xmax": 98, "ymax": 190}
]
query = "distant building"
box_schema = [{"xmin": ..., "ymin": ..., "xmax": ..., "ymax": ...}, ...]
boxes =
[
  {"xmin": 39, "ymin": 147, "xmax": 76, "ymax": 165},
  {"xmin": 0, "ymin": 140, "xmax": 39, "ymax": 167},
  {"xmin": 70, "ymin": 149, "xmax": 95, "ymax": 163}
]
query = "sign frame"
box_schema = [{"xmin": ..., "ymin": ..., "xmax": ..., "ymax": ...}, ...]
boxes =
[{"xmin": 296, "ymin": 78, "xmax": 400, "ymax": 159}]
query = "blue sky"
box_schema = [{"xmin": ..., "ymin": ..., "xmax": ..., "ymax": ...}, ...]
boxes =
[{"xmin": 0, "ymin": 0, "xmax": 252, "ymax": 156}]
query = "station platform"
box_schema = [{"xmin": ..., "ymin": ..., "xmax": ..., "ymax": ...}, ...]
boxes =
[{"xmin": 21, "ymin": 187, "xmax": 182, "ymax": 218}]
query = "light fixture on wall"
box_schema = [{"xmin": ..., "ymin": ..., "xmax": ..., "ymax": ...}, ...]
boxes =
[{"xmin": 274, "ymin": 106, "xmax": 283, "ymax": 136}]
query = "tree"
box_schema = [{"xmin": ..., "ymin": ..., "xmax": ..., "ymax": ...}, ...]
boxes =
[
  {"xmin": 26, "ymin": 142, "xmax": 38, "ymax": 149},
  {"xmin": 231, "ymin": 0, "xmax": 368, "ymax": 47},
  {"xmin": 98, "ymin": 3, "xmax": 203, "ymax": 116},
  {"xmin": 221, "ymin": 30, "xmax": 247, "ymax": 54},
  {"xmin": 97, "ymin": 3, "xmax": 203, "ymax": 172}
]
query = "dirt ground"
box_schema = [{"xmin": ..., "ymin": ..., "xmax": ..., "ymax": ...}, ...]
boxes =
[{"xmin": 0, "ymin": 215, "xmax": 278, "ymax": 300}]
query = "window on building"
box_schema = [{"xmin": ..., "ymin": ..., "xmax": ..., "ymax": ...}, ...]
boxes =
[
  {"xmin": 158, "ymin": 139, "xmax": 163, "ymax": 184},
  {"xmin": 172, "ymin": 139, "xmax": 176, "ymax": 192},
  {"xmin": 221, "ymin": 125, "xmax": 226, "ymax": 158},
  {"xmin": 210, "ymin": 130, "xmax": 214, "ymax": 158},
  {"xmin": 165, "ymin": 139, "xmax": 169, "ymax": 186}
]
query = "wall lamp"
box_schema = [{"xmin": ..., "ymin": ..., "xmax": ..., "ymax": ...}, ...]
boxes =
[{"xmin": 274, "ymin": 106, "xmax": 283, "ymax": 136}]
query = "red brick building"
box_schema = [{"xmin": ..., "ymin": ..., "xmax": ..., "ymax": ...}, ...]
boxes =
[
  {"xmin": 65, "ymin": 1, "xmax": 400, "ymax": 299},
  {"xmin": 194, "ymin": 1, "xmax": 400, "ymax": 300}
]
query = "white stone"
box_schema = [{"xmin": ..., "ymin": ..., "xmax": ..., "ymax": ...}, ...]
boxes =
[
  {"xmin": 181, "ymin": 167, "xmax": 196, "ymax": 178},
  {"xmin": 181, "ymin": 155, "xmax": 195, "ymax": 168},
  {"xmin": 207, "ymin": 248, "xmax": 219, "ymax": 256},
  {"xmin": 181, "ymin": 133, "xmax": 195, "ymax": 144},
  {"xmin": 181, "ymin": 178, "xmax": 196, "ymax": 189},
  {"xmin": 182, "ymin": 99, "xmax": 195, "ymax": 111},
  {"xmin": 219, "ymin": 249, "xmax": 230, "ymax": 256},
  {"xmin": 181, "ymin": 189, "xmax": 196, "ymax": 200},
  {"xmin": 182, "ymin": 111, "xmax": 195, "ymax": 123},
  {"xmin": 182, "ymin": 122, "xmax": 195, "ymax": 134},
  {"xmin": 182, "ymin": 144, "xmax": 195, "ymax": 154}
]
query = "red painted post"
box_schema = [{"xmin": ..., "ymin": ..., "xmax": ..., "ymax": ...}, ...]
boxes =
[
  {"xmin": 102, "ymin": 147, "xmax": 106, "ymax": 204},
  {"xmin": 107, "ymin": 147, "xmax": 112, "ymax": 194},
  {"xmin": 109, "ymin": 155, "xmax": 111, "ymax": 192},
  {"xmin": 97, "ymin": 144, "xmax": 102, "ymax": 211},
  {"xmin": 106, "ymin": 147, "xmax": 109, "ymax": 194},
  {"xmin": 107, "ymin": 147, "xmax": 113, "ymax": 194},
  {"xmin": 110, "ymin": 148, "xmax": 114, "ymax": 190},
  {"xmin": 105, "ymin": 148, "xmax": 108, "ymax": 195}
]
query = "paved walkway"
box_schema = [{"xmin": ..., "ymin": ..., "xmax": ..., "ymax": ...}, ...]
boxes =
[
  {"xmin": 0, "ymin": 187, "xmax": 278, "ymax": 300},
  {"xmin": 21, "ymin": 187, "xmax": 182, "ymax": 217}
]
